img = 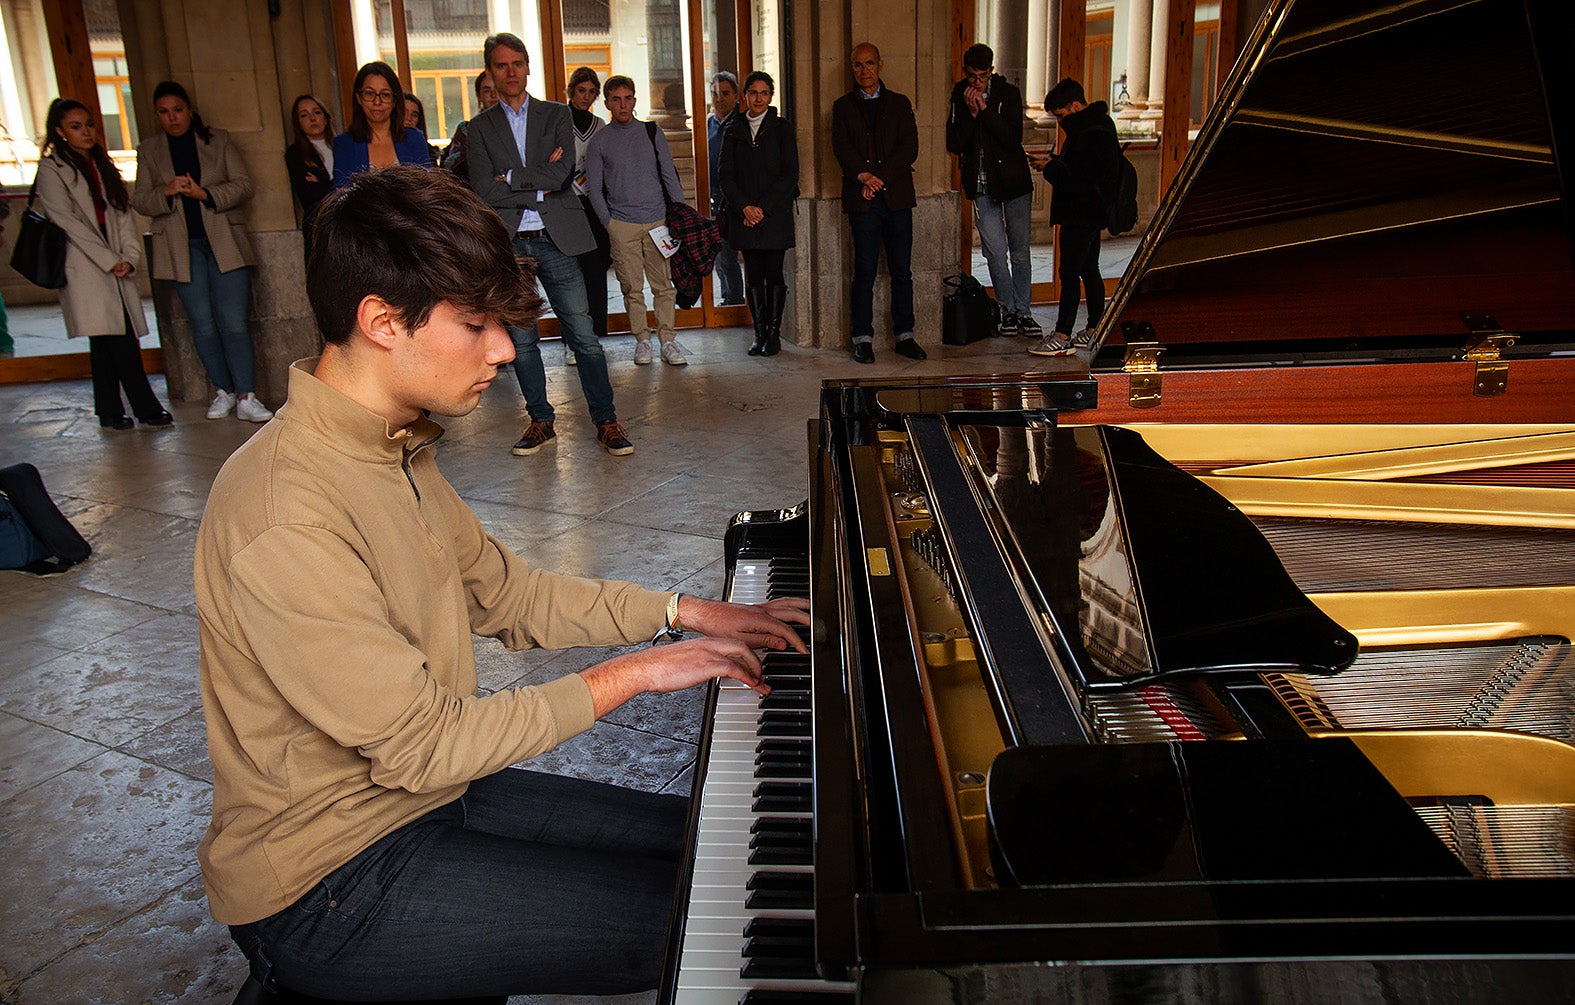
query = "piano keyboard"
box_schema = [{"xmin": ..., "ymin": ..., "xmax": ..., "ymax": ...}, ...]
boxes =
[{"xmin": 673, "ymin": 551, "xmax": 853, "ymax": 1003}]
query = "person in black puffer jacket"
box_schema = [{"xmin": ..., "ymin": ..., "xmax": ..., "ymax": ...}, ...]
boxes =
[
  {"xmin": 719, "ymin": 71, "xmax": 799, "ymax": 356},
  {"xmin": 1029, "ymin": 77, "xmax": 1121, "ymax": 356}
]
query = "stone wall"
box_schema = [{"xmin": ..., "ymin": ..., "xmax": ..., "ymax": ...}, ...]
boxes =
[{"xmin": 784, "ymin": 0, "xmax": 962, "ymax": 351}]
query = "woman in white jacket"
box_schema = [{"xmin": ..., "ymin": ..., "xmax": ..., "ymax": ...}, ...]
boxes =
[{"xmin": 36, "ymin": 98, "xmax": 171, "ymax": 429}]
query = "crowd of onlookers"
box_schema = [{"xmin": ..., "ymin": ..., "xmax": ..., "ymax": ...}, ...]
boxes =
[{"xmin": 23, "ymin": 32, "xmax": 1115, "ymax": 448}]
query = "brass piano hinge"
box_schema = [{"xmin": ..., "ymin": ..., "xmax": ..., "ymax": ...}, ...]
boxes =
[
  {"xmin": 1121, "ymin": 324, "xmax": 1166, "ymax": 408},
  {"xmin": 1460, "ymin": 312, "xmax": 1518, "ymax": 398}
]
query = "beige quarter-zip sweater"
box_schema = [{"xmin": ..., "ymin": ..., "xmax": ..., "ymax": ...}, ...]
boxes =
[{"xmin": 194, "ymin": 361, "xmax": 671, "ymax": 924}]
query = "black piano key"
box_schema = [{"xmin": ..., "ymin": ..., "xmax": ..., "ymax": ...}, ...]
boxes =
[
  {"xmin": 752, "ymin": 781, "xmax": 813, "ymax": 814},
  {"xmin": 749, "ymin": 844, "xmax": 812, "ymax": 867},
  {"xmin": 753, "ymin": 759, "xmax": 811, "ymax": 779},
  {"xmin": 743, "ymin": 937, "xmax": 815, "ymax": 960},
  {"xmin": 745, "ymin": 870, "xmax": 815, "ymax": 911},
  {"xmin": 760, "ymin": 691, "xmax": 811, "ymax": 711},
  {"xmin": 740, "ymin": 993, "xmax": 854, "ymax": 1005},
  {"xmin": 757, "ymin": 712, "xmax": 811, "ymax": 737},
  {"xmin": 751, "ymin": 816, "xmax": 811, "ymax": 837},
  {"xmin": 756, "ymin": 738, "xmax": 810, "ymax": 756},
  {"xmin": 744, "ymin": 917, "xmax": 815, "ymax": 939},
  {"xmin": 741, "ymin": 957, "xmax": 821, "ymax": 982}
]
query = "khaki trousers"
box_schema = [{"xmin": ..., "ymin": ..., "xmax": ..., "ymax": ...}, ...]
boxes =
[{"xmin": 606, "ymin": 217, "xmax": 676, "ymax": 344}]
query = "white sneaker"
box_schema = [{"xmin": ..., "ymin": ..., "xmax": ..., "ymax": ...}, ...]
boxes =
[
  {"xmin": 633, "ymin": 339, "xmax": 653, "ymax": 365},
  {"xmin": 564, "ymin": 344, "xmax": 577, "ymax": 366},
  {"xmin": 206, "ymin": 389, "xmax": 236, "ymax": 419},
  {"xmin": 236, "ymin": 393, "xmax": 274, "ymax": 423},
  {"xmin": 660, "ymin": 340, "xmax": 688, "ymax": 366}
]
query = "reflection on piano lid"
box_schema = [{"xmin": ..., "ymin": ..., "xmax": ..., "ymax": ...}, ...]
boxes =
[{"xmin": 662, "ymin": 0, "xmax": 1575, "ymax": 998}]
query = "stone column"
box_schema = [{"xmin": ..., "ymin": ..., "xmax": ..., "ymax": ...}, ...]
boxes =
[
  {"xmin": 1120, "ymin": 0, "xmax": 1154, "ymax": 124},
  {"xmin": 124, "ymin": 0, "xmax": 328, "ymax": 409},
  {"xmin": 991, "ymin": 0, "xmax": 1029, "ymax": 96},
  {"xmin": 1026, "ymin": 0, "xmax": 1058, "ymax": 125},
  {"xmin": 1140, "ymin": 0, "xmax": 1169, "ymax": 126},
  {"xmin": 786, "ymin": 0, "xmax": 959, "ymax": 351}
]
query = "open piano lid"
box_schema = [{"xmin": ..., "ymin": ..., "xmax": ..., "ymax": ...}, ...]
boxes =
[{"xmin": 1094, "ymin": 0, "xmax": 1575, "ymax": 356}]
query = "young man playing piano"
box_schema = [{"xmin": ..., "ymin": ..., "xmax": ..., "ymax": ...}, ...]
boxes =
[{"xmin": 193, "ymin": 165, "xmax": 807, "ymax": 1000}]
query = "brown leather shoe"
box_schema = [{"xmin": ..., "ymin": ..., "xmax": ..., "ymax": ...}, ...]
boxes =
[
  {"xmin": 511, "ymin": 420, "xmax": 555, "ymax": 455},
  {"xmin": 597, "ymin": 420, "xmax": 635, "ymax": 456}
]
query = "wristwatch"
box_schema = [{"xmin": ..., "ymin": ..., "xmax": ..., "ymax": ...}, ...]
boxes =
[{"xmin": 651, "ymin": 593, "xmax": 684, "ymax": 644}]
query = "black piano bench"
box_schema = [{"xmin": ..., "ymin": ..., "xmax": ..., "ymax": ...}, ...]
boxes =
[{"xmin": 231, "ymin": 974, "xmax": 507, "ymax": 1005}]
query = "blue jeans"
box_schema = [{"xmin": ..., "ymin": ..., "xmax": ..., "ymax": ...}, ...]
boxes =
[
  {"xmin": 230, "ymin": 768, "xmax": 687, "ymax": 998},
  {"xmin": 508, "ymin": 233, "xmax": 617, "ymax": 426},
  {"xmin": 174, "ymin": 238, "xmax": 255, "ymax": 393},
  {"xmin": 975, "ymin": 190, "xmax": 1032, "ymax": 316},
  {"xmin": 848, "ymin": 200, "xmax": 914, "ymax": 343}
]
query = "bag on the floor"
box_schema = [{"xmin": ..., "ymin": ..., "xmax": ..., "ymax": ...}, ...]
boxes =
[
  {"xmin": 645, "ymin": 122, "xmax": 721, "ymax": 309},
  {"xmin": 0, "ymin": 463, "xmax": 91, "ymax": 574},
  {"xmin": 10, "ymin": 172, "xmax": 68, "ymax": 290},
  {"xmin": 942, "ymin": 274, "xmax": 998, "ymax": 345}
]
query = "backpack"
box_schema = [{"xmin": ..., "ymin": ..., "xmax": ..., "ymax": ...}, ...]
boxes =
[
  {"xmin": 0, "ymin": 463, "xmax": 91, "ymax": 575},
  {"xmin": 1106, "ymin": 143, "xmax": 1139, "ymax": 237}
]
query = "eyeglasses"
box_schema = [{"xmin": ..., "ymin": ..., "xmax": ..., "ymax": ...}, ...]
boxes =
[
  {"xmin": 359, "ymin": 89, "xmax": 395, "ymax": 104},
  {"xmin": 744, "ymin": 89, "xmax": 772, "ymax": 98},
  {"xmin": 963, "ymin": 69, "xmax": 992, "ymax": 83}
]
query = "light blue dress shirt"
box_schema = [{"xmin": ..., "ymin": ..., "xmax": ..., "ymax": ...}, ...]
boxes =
[{"xmin": 500, "ymin": 94, "xmax": 546, "ymax": 232}]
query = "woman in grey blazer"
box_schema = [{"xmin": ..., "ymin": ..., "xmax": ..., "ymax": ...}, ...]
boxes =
[
  {"xmin": 133, "ymin": 81, "xmax": 272, "ymax": 423},
  {"xmin": 36, "ymin": 98, "xmax": 170, "ymax": 429}
]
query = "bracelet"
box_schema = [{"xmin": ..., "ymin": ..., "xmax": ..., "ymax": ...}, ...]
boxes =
[{"xmin": 651, "ymin": 593, "xmax": 684, "ymax": 644}]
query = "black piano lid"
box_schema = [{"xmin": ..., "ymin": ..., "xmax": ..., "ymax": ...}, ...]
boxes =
[
  {"xmin": 960, "ymin": 423, "xmax": 1358, "ymax": 683},
  {"xmin": 1090, "ymin": 0, "xmax": 1575, "ymax": 357}
]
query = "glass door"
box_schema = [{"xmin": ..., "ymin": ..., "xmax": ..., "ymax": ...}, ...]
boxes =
[{"xmin": 337, "ymin": 0, "xmax": 757, "ymax": 336}]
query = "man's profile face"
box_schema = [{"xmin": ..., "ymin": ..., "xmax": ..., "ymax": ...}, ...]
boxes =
[
  {"xmin": 851, "ymin": 46, "xmax": 881, "ymax": 93},
  {"xmin": 711, "ymin": 78, "xmax": 738, "ymax": 119},
  {"xmin": 488, "ymin": 45, "xmax": 528, "ymax": 101},
  {"xmin": 605, "ymin": 86, "xmax": 637, "ymax": 124},
  {"xmin": 391, "ymin": 301, "xmax": 515, "ymax": 419}
]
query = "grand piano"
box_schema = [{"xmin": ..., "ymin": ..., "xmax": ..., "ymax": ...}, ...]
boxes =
[{"xmin": 662, "ymin": 0, "xmax": 1575, "ymax": 999}]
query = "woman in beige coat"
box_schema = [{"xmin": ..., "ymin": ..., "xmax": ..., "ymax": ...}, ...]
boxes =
[
  {"xmin": 133, "ymin": 81, "xmax": 271, "ymax": 422},
  {"xmin": 36, "ymin": 98, "xmax": 171, "ymax": 429}
]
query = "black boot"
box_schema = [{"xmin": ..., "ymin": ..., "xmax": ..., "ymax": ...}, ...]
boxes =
[
  {"xmin": 745, "ymin": 286, "xmax": 769, "ymax": 355},
  {"xmin": 762, "ymin": 285, "xmax": 787, "ymax": 356}
]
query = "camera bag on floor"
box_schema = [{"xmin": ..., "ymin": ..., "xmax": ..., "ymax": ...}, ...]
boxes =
[
  {"xmin": 0, "ymin": 463, "xmax": 90, "ymax": 574},
  {"xmin": 942, "ymin": 273, "xmax": 999, "ymax": 345}
]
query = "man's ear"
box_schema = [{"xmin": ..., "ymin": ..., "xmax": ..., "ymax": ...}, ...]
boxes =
[{"xmin": 355, "ymin": 295, "xmax": 404, "ymax": 351}]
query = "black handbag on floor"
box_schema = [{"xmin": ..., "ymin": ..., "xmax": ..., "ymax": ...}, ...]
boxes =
[
  {"xmin": 0, "ymin": 463, "xmax": 90, "ymax": 574},
  {"xmin": 10, "ymin": 172, "xmax": 69, "ymax": 290},
  {"xmin": 942, "ymin": 273, "xmax": 998, "ymax": 345}
]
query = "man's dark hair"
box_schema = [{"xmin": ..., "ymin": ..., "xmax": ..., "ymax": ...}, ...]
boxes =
[
  {"xmin": 307, "ymin": 165, "xmax": 540, "ymax": 346},
  {"xmin": 963, "ymin": 43, "xmax": 993, "ymax": 71},
  {"xmin": 1045, "ymin": 77, "xmax": 1086, "ymax": 111},
  {"xmin": 349, "ymin": 61, "xmax": 406, "ymax": 143},
  {"xmin": 483, "ymin": 32, "xmax": 527, "ymax": 69},
  {"xmin": 604, "ymin": 75, "xmax": 636, "ymax": 97},
  {"xmin": 473, "ymin": 70, "xmax": 490, "ymax": 97}
]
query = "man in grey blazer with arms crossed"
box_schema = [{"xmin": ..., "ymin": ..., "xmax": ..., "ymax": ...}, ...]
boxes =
[{"xmin": 468, "ymin": 32, "xmax": 633, "ymax": 458}]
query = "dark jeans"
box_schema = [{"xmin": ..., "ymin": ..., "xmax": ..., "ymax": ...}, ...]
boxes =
[
  {"xmin": 575, "ymin": 195, "xmax": 611, "ymax": 340},
  {"xmin": 714, "ymin": 238, "xmax": 744, "ymax": 304},
  {"xmin": 88, "ymin": 313, "xmax": 163, "ymax": 420},
  {"xmin": 509, "ymin": 232, "xmax": 617, "ymax": 426},
  {"xmin": 1055, "ymin": 224, "xmax": 1104, "ymax": 335},
  {"xmin": 231, "ymin": 768, "xmax": 688, "ymax": 999},
  {"xmin": 174, "ymin": 238, "xmax": 256, "ymax": 393},
  {"xmin": 848, "ymin": 200, "xmax": 914, "ymax": 343},
  {"xmin": 741, "ymin": 248, "xmax": 787, "ymax": 287}
]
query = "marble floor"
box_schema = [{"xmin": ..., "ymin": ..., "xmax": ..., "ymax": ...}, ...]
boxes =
[{"xmin": 0, "ymin": 313, "xmax": 1085, "ymax": 1005}]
